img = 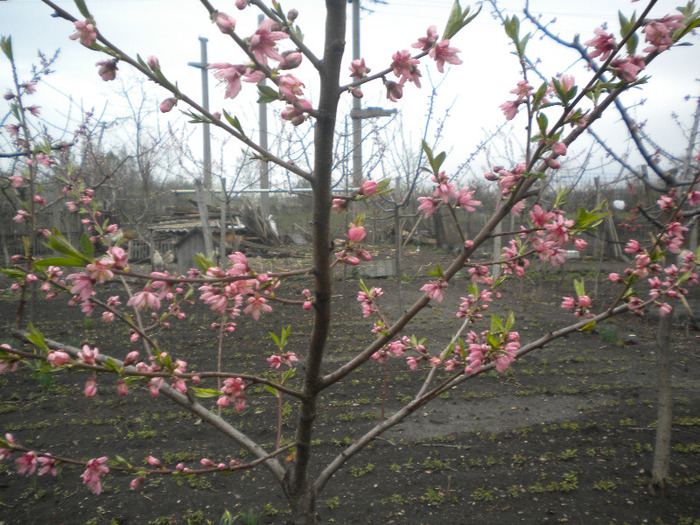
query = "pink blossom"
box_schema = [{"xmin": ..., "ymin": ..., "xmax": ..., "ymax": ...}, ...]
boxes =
[
  {"xmin": 429, "ymin": 39, "xmax": 462, "ymax": 73},
  {"xmin": 67, "ymin": 272, "xmax": 95, "ymax": 301},
  {"xmin": 13, "ymin": 210, "xmax": 29, "ymax": 223},
  {"xmin": 643, "ymin": 15, "xmax": 684, "ymax": 53},
  {"xmin": 209, "ymin": 63, "xmax": 246, "ymax": 99},
  {"xmin": 47, "ymin": 350, "xmax": 70, "ymax": 367},
  {"xmin": 81, "ymin": 457, "xmax": 109, "ymax": 495},
  {"xmin": 278, "ymin": 75, "xmax": 305, "ymax": 104},
  {"xmin": 657, "ymin": 302, "xmax": 673, "ymax": 316},
  {"xmin": 146, "ymin": 55, "xmax": 160, "ymax": 70},
  {"xmin": 148, "ymin": 377, "xmax": 163, "ymax": 396},
  {"xmin": 243, "ymin": 295, "xmax": 272, "ymax": 321},
  {"xmin": 116, "ymin": 380, "xmax": 128, "ymax": 396},
  {"xmin": 214, "ymin": 11, "xmax": 236, "ymax": 33},
  {"xmin": 127, "ymin": 289, "xmax": 161, "ymax": 311},
  {"xmin": 574, "ymin": 238, "xmax": 588, "ymax": 251},
  {"xmin": 333, "ymin": 198, "xmax": 348, "ymax": 212},
  {"xmin": 147, "ymin": 455, "xmax": 163, "ymax": 468},
  {"xmin": 657, "ymin": 194, "xmax": 675, "ymax": 210},
  {"xmin": 624, "ymin": 239, "xmax": 643, "ymax": 254},
  {"xmin": 96, "ymin": 60, "xmax": 118, "ymax": 81},
  {"xmin": 420, "ymin": 280, "xmax": 446, "ymax": 303},
  {"xmin": 279, "ymin": 51, "xmax": 303, "ymax": 70},
  {"xmin": 217, "ymin": 377, "xmax": 246, "ymax": 409},
  {"xmin": 360, "ymin": 180, "xmax": 378, "ymax": 196},
  {"xmin": 417, "ymin": 196, "xmax": 440, "ymax": 218},
  {"xmin": 551, "ymin": 142, "xmax": 567, "ymax": 156},
  {"xmin": 499, "ymin": 100, "xmax": 519, "ymax": 121},
  {"xmin": 385, "ymin": 80, "xmax": 403, "ymax": 102},
  {"xmin": 69, "ymin": 20, "xmax": 97, "ymax": 47},
  {"xmin": 15, "ymin": 452, "xmax": 38, "ymax": 475},
  {"xmin": 432, "ymin": 171, "xmax": 457, "ymax": 203},
  {"xmin": 37, "ymin": 454, "xmax": 57, "ymax": 476},
  {"xmin": 412, "ymin": 25, "xmax": 439, "ymax": 51},
  {"xmin": 346, "ymin": 225, "xmax": 367, "ymax": 244},
  {"xmin": 390, "ymin": 49, "xmax": 421, "ymax": 86},
  {"xmin": 510, "ymin": 80, "xmax": 532, "ymax": 101},
  {"xmin": 84, "ymin": 376, "xmax": 97, "ymax": 397},
  {"xmin": 235, "ymin": 0, "xmax": 248, "ymax": 8},
  {"xmin": 689, "ymin": 191, "xmax": 700, "ymax": 206},
  {"xmin": 611, "ymin": 55, "xmax": 646, "ymax": 82},
  {"xmin": 160, "ymin": 97, "xmax": 177, "ymax": 113},
  {"xmin": 249, "ymin": 18, "xmax": 288, "ymax": 65},
  {"xmin": 349, "ymin": 58, "xmax": 371, "ymax": 79},
  {"xmin": 456, "ymin": 188, "xmax": 481, "ymax": 211},
  {"xmin": 584, "ymin": 27, "xmax": 617, "ymax": 61},
  {"xmin": 9, "ymin": 174, "xmax": 24, "ymax": 188}
]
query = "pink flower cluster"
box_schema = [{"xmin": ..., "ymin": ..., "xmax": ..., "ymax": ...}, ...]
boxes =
[
  {"xmin": 610, "ymin": 242, "xmax": 698, "ymax": 316},
  {"xmin": 456, "ymin": 288, "xmax": 496, "ymax": 322},
  {"xmin": 465, "ymin": 330, "xmax": 520, "ymax": 374},
  {"xmin": 198, "ymin": 252, "xmax": 275, "ymax": 321},
  {"xmin": 217, "ymin": 377, "xmax": 246, "ymax": 410},
  {"xmin": 357, "ymin": 287, "xmax": 383, "ymax": 318},
  {"xmin": 560, "ymin": 294, "xmax": 593, "ymax": 318},
  {"xmin": 267, "ymin": 352, "xmax": 298, "ymax": 368},
  {"xmin": 583, "ymin": 14, "xmax": 685, "ymax": 84},
  {"xmin": 417, "ymin": 173, "xmax": 481, "ymax": 219},
  {"xmin": 336, "ymin": 224, "xmax": 371, "ymax": 266}
]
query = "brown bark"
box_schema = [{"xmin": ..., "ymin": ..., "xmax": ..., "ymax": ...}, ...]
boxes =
[
  {"xmin": 650, "ymin": 309, "xmax": 673, "ymax": 496},
  {"xmin": 284, "ymin": 2, "xmax": 347, "ymax": 523}
]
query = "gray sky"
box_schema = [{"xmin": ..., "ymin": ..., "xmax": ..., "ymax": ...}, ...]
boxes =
[{"xmin": 1, "ymin": 0, "xmax": 698, "ymax": 186}]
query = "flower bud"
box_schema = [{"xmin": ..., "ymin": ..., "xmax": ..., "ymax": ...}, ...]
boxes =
[
  {"xmin": 279, "ymin": 51, "xmax": 302, "ymax": 70},
  {"xmin": 287, "ymin": 8, "xmax": 299, "ymax": 22},
  {"xmin": 160, "ymin": 97, "xmax": 177, "ymax": 113},
  {"xmin": 147, "ymin": 55, "xmax": 160, "ymax": 71}
]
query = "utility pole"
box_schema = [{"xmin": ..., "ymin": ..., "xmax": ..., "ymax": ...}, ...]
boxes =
[
  {"xmin": 258, "ymin": 14, "xmax": 270, "ymax": 217},
  {"xmin": 350, "ymin": 0, "xmax": 397, "ymax": 187},
  {"xmin": 188, "ymin": 37, "xmax": 212, "ymax": 191},
  {"xmin": 351, "ymin": 0, "xmax": 362, "ymax": 187}
]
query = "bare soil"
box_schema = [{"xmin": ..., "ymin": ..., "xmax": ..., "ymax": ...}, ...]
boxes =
[{"xmin": 1, "ymin": 246, "xmax": 699, "ymax": 524}]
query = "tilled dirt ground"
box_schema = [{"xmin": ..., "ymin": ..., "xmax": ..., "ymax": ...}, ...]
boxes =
[{"xmin": 1, "ymin": 246, "xmax": 699, "ymax": 524}]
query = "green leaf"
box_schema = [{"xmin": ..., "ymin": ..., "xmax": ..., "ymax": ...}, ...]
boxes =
[
  {"xmin": 80, "ymin": 233, "xmax": 95, "ymax": 260},
  {"xmin": 47, "ymin": 227, "xmax": 89, "ymax": 262},
  {"xmin": 193, "ymin": 253, "xmax": 215, "ymax": 272},
  {"xmin": 73, "ymin": 0, "xmax": 93, "ymax": 20},
  {"xmin": 443, "ymin": 2, "xmax": 481, "ymax": 41},
  {"xmin": 536, "ymin": 113, "xmax": 548, "ymax": 135},
  {"xmin": 490, "ymin": 314, "xmax": 504, "ymax": 333},
  {"xmin": 223, "ymin": 110, "xmax": 245, "ymax": 136},
  {"xmin": 190, "ymin": 387, "xmax": 221, "ymax": 399},
  {"xmin": 34, "ymin": 256, "xmax": 87, "ymax": 269},
  {"xmin": 573, "ymin": 279, "xmax": 586, "ymax": 299},
  {"xmin": 27, "ymin": 323, "xmax": 48, "ymax": 352},
  {"xmin": 1, "ymin": 268, "xmax": 28, "ymax": 279},
  {"xmin": 486, "ymin": 331, "xmax": 500, "ymax": 349},
  {"xmin": 0, "ymin": 35, "xmax": 13, "ymax": 62},
  {"xmin": 580, "ymin": 321, "xmax": 596, "ymax": 333},
  {"xmin": 375, "ymin": 178, "xmax": 392, "ymax": 194},
  {"xmin": 504, "ymin": 311, "xmax": 515, "ymax": 332},
  {"xmin": 257, "ymin": 85, "xmax": 281, "ymax": 104},
  {"xmin": 428, "ymin": 264, "xmax": 444, "ymax": 278},
  {"xmin": 504, "ymin": 16, "xmax": 520, "ymax": 42}
]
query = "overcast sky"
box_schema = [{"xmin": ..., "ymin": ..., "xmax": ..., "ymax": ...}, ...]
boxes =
[{"xmin": 1, "ymin": 0, "xmax": 698, "ymax": 187}]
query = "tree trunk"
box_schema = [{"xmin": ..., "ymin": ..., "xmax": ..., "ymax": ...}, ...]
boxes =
[
  {"xmin": 287, "ymin": 481, "xmax": 317, "ymax": 525},
  {"xmin": 650, "ymin": 308, "xmax": 673, "ymax": 496}
]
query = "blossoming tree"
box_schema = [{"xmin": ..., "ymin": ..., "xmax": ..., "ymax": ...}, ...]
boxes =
[{"xmin": 2, "ymin": 0, "xmax": 700, "ymax": 523}]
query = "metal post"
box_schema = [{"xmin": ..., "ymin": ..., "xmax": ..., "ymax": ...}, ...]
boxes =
[
  {"xmin": 351, "ymin": 0, "xmax": 362, "ymax": 187},
  {"xmin": 188, "ymin": 37, "xmax": 212, "ymax": 191},
  {"xmin": 258, "ymin": 15, "xmax": 270, "ymax": 217}
]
